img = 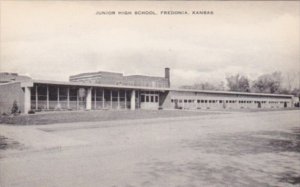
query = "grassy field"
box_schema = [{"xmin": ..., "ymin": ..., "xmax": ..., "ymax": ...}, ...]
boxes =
[
  {"xmin": 0, "ymin": 109, "xmax": 225, "ymax": 125},
  {"xmin": 1, "ymin": 108, "xmax": 298, "ymax": 125}
]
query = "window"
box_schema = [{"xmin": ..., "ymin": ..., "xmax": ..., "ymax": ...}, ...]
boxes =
[
  {"xmin": 184, "ymin": 100, "xmax": 187, "ymax": 103},
  {"xmin": 205, "ymin": 100, "xmax": 207, "ymax": 103},
  {"xmin": 155, "ymin": 96, "xmax": 158, "ymax": 102},
  {"xmin": 197, "ymin": 100, "xmax": 200, "ymax": 103},
  {"xmin": 219, "ymin": 100, "xmax": 223, "ymax": 103},
  {"xmin": 141, "ymin": 95, "xmax": 145, "ymax": 102},
  {"xmin": 151, "ymin": 96, "xmax": 154, "ymax": 102},
  {"xmin": 146, "ymin": 96, "xmax": 149, "ymax": 102}
]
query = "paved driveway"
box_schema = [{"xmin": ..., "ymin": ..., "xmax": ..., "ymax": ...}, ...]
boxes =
[{"xmin": 0, "ymin": 110, "xmax": 299, "ymax": 187}]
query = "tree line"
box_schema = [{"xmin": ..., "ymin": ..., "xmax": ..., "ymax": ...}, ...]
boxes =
[{"xmin": 180, "ymin": 71, "xmax": 300, "ymax": 97}]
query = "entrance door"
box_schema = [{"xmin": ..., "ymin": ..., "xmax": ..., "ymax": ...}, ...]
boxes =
[
  {"xmin": 140, "ymin": 92, "xmax": 159, "ymax": 110},
  {"xmin": 258, "ymin": 102, "xmax": 261, "ymax": 108}
]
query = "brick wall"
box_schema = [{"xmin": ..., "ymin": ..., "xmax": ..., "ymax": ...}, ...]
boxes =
[{"xmin": 0, "ymin": 82, "xmax": 25, "ymax": 115}]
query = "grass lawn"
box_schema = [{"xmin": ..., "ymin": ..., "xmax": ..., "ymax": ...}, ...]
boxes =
[{"xmin": 0, "ymin": 109, "xmax": 223, "ymax": 125}]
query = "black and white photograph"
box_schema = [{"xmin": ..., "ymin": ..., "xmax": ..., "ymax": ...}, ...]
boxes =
[{"xmin": 0, "ymin": 1, "xmax": 300, "ymax": 186}]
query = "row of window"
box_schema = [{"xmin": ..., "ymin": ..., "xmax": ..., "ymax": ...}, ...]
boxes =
[
  {"xmin": 269, "ymin": 101, "xmax": 286, "ymax": 104},
  {"xmin": 141, "ymin": 95, "xmax": 159, "ymax": 103},
  {"xmin": 171, "ymin": 99, "xmax": 289, "ymax": 104}
]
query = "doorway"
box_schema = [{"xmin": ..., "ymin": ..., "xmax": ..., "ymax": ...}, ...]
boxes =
[{"xmin": 257, "ymin": 102, "xmax": 261, "ymax": 108}]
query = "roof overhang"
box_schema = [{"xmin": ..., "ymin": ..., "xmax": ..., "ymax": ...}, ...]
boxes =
[
  {"xmin": 32, "ymin": 79, "xmax": 170, "ymax": 92},
  {"xmin": 169, "ymin": 88, "xmax": 293, "ymax": 98},
  {"xmin": 31, "ymin": 79, "xmax": 293, "ymax": 98}
]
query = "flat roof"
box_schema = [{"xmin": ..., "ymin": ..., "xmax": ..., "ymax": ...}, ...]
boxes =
[
  {"xmin": 32, "ymin": 79, "xmax": 293, "ymax": 98},
  {"xmin": 32, "ymin": 79, "xmax": 169, "ymax": 91},
  {"xmin": 170, "ymin": 88, "xmax": 293, "ymax": 98}
]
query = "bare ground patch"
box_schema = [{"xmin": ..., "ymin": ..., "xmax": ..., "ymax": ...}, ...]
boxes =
[{"xmin": 178, "ymin": 128, "xmax": 300, "ymax": 186}]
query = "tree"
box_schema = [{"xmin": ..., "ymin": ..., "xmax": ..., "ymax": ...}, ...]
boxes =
[
  {"xmin": 283, "ymin": 71, "xmax": 300, "ymax": 92},
  {"xmin": 225, "ymin": 74, "xmax": 250, "ymax": 92},
  {"xmin": 291, "ymin": 88, "xmax": 300, "ymax": 99},
  {"xmin": 251, "ymin": 72, "xmax": 282, "ymax": 93}
]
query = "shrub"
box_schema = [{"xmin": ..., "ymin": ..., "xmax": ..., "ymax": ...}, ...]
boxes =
[
  {"xmin": 11, "ymin": 100, "xmax": 19, "ymax": 115},
  {"xmin": 28, "ymin": 110, "xmax": 35, "ymax": 114}
]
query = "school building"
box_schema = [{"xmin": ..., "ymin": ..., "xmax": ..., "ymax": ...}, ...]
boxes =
[{"xmin": 0, "ymin": 68, "xmax": 295, "ymax": 114}]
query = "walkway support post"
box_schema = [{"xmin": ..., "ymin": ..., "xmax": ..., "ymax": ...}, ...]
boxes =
[
  {"xmin": 76, "ymin": 89, "xmax": 79, "ymax": 110},
  {"xmin": 86, "ymin": 87, "xmax": 92, "ymax": 110},
  {"xmin": 130, "ymin": 90, "xmax": 136, "ymax": 110},
  {"xmin": 24, "ymin": 87, "xmax": 31, "ymax": 114},
  {"xmin": 57, "ymin": 87, "xmax": 60, "ymax": 106},
  {"xmin": 67, "ymin": 87, "xmax": 70, "ymax": 109},
  {"xmin": 102, "ymin": 89, "xmax": 105, "ymax": 109},
  {"xmin": 35, "ymin": 85, "xmax": 38, "ymax": 110},
  {"xmin": 46, "ymin": 85, "xmax": 49, "ymax": 109},
  {"xmin": 94, "ymin": 88, "xmax": 97, "ymax": 110},
  {"xmin": 117, "ymin": 90, "xmax": 120, "ymax": 110},
  {"xmin": 110, "ymin": 90, "xmax": 113, "ymax": 109},
  {"xmin": 125, "ymin": 91, "xmax": 127, "ymax": 109}
]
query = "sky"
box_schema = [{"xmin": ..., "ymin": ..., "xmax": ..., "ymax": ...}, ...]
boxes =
[{"xmin": 0, "ymin": 1, "xmax": 299, "ymax": 88}]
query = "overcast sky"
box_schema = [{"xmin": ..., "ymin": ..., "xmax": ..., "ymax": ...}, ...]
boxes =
[{"xmin": 1, "ymin": 1, "xmax": 299, "ymax": 87}]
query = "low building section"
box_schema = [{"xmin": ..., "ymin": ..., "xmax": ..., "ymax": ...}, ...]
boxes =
[
  {"xmin": 169, "ymin": 90, "xmax": 293, "ymax": 110},
  {"xmin": 0, "ymin": 82, "xmax": 26, "ymax": 114},
  {"xmin": 0, "ymin": 72, "xmax": 31, "ymax": 84}
]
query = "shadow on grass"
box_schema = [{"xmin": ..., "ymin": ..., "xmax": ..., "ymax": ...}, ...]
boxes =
[{"xmin": 0, "ymin": 135, "xmax": 21, "ymax": 151}]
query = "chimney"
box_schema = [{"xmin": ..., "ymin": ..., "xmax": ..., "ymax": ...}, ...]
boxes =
[{"xmin": 165, "ymin": 67, "xmax": 170, "ymax": 87}]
